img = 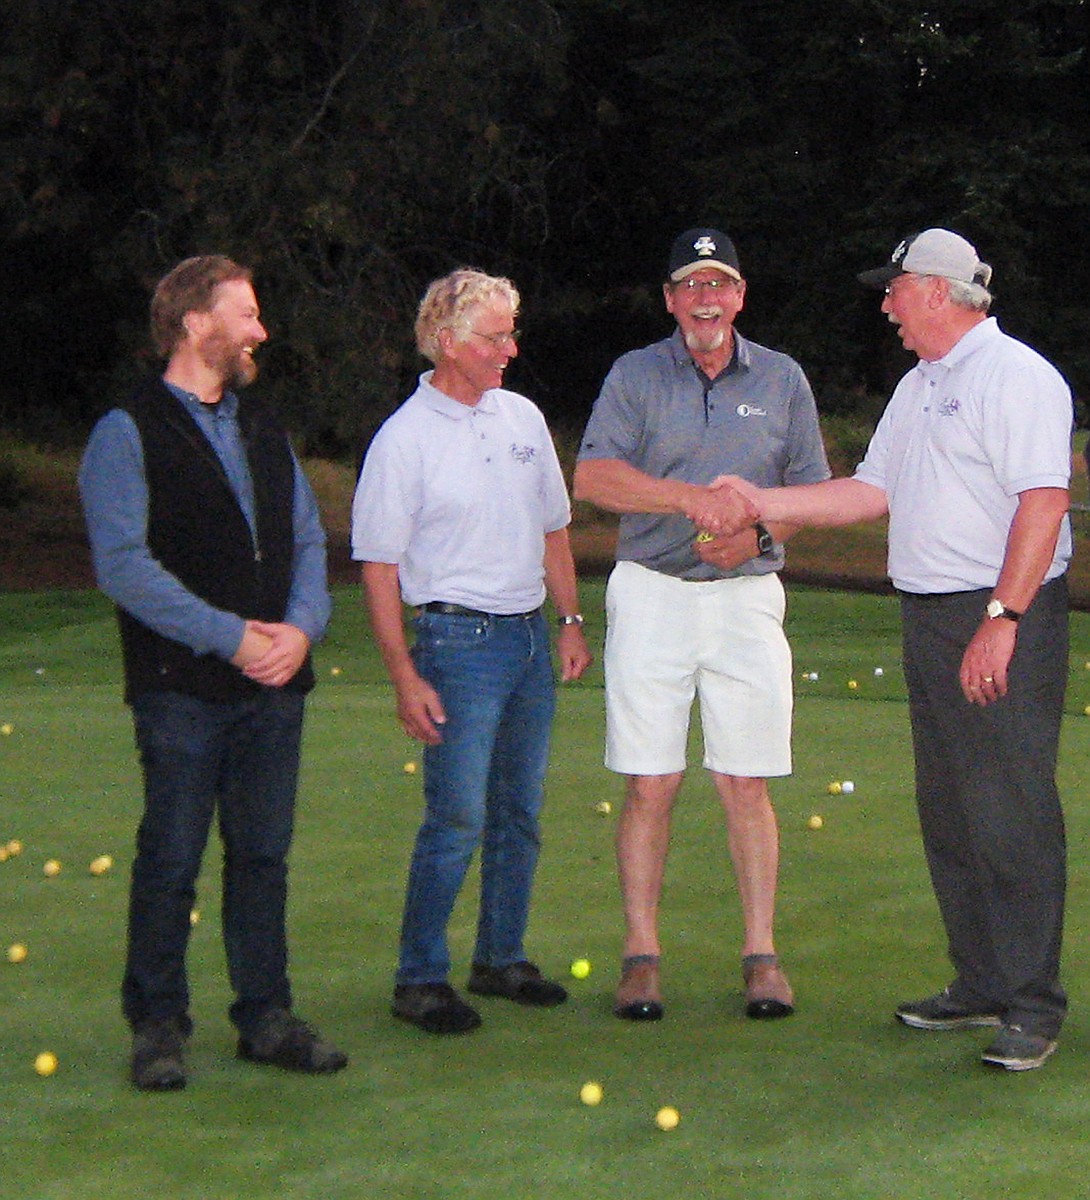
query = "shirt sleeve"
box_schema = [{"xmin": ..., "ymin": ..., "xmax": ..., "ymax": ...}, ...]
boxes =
[
  {"xmin": 350, "ymin": 420, "xmax": 422, "ymax": 563},
  {"xmin": 576, "ymin": 356, "xmax": 643, "ymax": 463},
  {"xmin": 284, "ymin": 452, "xmax": 332, "ymax": 644},
  {"xmin": 782, "ymin": 365, "xmax": 832, "ymax": 485},
  {"xmin": 78, "ymin": 409, "xmax": 246, "ymax": 660}
]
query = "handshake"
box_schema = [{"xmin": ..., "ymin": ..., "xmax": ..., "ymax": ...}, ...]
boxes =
[
  {"xmin": 684, "ymin": 476, "xmax": 772, "ymax": 571},
  {"xmin": 685, "ymin": 475, "xmax": 765, "ymax": 539}
]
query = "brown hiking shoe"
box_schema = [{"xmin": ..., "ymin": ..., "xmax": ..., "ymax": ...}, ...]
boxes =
[{"xmin": 613, "ymin": 954, "xmax": 664, "ymax": 1021}]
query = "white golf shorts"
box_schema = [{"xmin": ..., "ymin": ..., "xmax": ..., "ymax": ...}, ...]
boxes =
[{"xmin": 604, "ymin": 560, "xmax": 793, "ymax": 778}]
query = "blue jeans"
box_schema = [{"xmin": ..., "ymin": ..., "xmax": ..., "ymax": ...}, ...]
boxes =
[
  {"xmin": 397, "ymin": 609, "xmax": 557, "ymax": 985},
  {"xmin": 124, "ymin": 688, "xmax": 304, "ymax": 1036}
]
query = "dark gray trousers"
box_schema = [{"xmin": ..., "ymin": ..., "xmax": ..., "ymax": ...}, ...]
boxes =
[{"xmin": 900, "ymin": 576, "xmax": 1069, "ymax": 1038}]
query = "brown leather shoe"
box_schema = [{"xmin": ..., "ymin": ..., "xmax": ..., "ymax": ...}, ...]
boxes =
[
  {"xmin": 743, "ymin": 954, "xmax": 794, "ymax": 1019},
  {"xmin": 614, "ymin": 954, "xmax": 664, "ymax": 1021}
]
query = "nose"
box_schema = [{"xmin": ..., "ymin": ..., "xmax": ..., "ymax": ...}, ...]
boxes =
[{"xmin": 254, "ymin": 320, "xmax": 268, "ymax": 344}]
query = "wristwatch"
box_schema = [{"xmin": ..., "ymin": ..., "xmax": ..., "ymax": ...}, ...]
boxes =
[
  {"xmin": 557, "ymin": 614, "xmax": 585, "ymax": 627},
  {"xmin": 985, "ymin": 598, "xmax": 1022, "ymax": 622},
  {"xmin": 754, "ymin": 523, "xmax": 775, "ymax": 556}
]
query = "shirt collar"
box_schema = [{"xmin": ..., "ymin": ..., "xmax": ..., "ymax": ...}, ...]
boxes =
[
  {"xmin": 417, "ymin": 371, "xmax": 499, "ymax": 419},
  {"xmin": 668, "ymin": 328, "xmax": 748, "ymax": 376},
  {"xmin": 163, "ymin": 379, "xmax": 240, "ymax": 420}
]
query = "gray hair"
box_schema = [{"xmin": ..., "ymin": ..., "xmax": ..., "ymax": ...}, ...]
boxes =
[
  {"xmin": 943, "ymin": 277, "xmax": 993, "ymax": 313},
  {"xmin": 415, "ymin": 268, "xmax": 520, "ymax": 363}
]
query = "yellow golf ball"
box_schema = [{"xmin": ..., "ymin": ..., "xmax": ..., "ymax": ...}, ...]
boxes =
[
  {"xmin": 7, "ymin": 839, "xmax": 23, "ymax": 856},
  {"xmin": 34, "ymin": 1051, "xmax": 58, "ymax": 1077},
  {"xmin": 570, "ymin": 958, "xmax": 591, "ymax": 979},
  {"xmin": 655, "ymin": 1105, "xmax": 680, "ymax": 1130},
  {"xmin": 0, "ymin": 847, "xmax": 8, "ymax": 863},
  {"xmin": 7, "ymin": 942, "xmax": 27, "ymax": 964},
  {"xmin": 190, "ymin": 908, "xmax": 201, "ymax": 926},
  {"xmin": 594, "ymin": 800, "xmax": 612, "ymax": 816},
  {"xmin": 827, "ymin": 781, "xmax": 842, "ymax": 795},
  {"xmin": 42, "ymin": 859, "xmax": 61, "ymax": 877},
  {"xmin": 847, "ymin": 679, "xmax": 858, "ymax": 690},
  {"xmin": 0, "ymin": 723, "xmax": 13, "ymax": 736},
  {"xmin": 89, "ymin": 854, "xmax": 114, "ymax": 876},
  {"xmin": 403, "ymin": 761, "xmax": 417, "ymax": 775},
  {"xmin": 580, "ymin": 1081, "xmax": 603, "ymax": 1106},
  {"xmin": 330, "ymin": 666, "xmax": 342, "ymax": 676},
  {"xmin": 808, "ymin": 814, "xmax": 824, "ymax": 830}
]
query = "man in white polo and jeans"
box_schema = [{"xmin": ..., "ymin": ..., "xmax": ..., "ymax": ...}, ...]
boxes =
[
  {"xmin": 573, "ymin": 227, "xmax": 829, "ymax": 1022},
  {"xmin": 725, "ymin": 229, "xmax": 1072, "ymax": 1071}
]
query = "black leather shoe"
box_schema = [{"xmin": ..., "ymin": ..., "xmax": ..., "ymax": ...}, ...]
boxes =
[
  {"xmin": 131, "ymin": 1016, "xmax": 188, "ymax": 1091},
  {"xmin": 238, "ymin": 1008, "xmax": 348, "ymax": 1072},
  {"xmin": 467, "ymin": 961, "xmax": 568, "ymax": 1007},
  {"xmin": 393, "ymin": 983, "xmax": 482, "ymax": 1034}
]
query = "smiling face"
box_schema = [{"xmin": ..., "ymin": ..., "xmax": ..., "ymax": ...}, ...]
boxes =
[
  {"xmin": 430, "ymin": 299, "xmax": 519, "ymax": 405},
  {"xmin": 663, "ymin": 268, "xmax": 746, "ymax": 371},
  {"xmin": 192, "ymin": 279, "xmax": 268, "ymax": 388}
]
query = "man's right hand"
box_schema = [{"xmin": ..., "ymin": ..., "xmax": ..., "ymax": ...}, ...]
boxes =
[
  {"xmin": 230, "ymin": 622, "xmax": 275, "ymax": 669},
  {"xmin": 684, "ymin": 480, "xmax": 758, "ymax": 536},
  {"xmin": 395, "ymin": 671, "xmax": 448, "ymax": 745}
]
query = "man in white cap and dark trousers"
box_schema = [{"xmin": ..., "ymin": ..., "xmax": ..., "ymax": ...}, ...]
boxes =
[
  {"xmin": 723, "ymin": 228, "xmax": 1073, "ymax": 1071},
  {"xmin": 574, "ymin": 227, "xmax": 830, "ymax": 1025}
]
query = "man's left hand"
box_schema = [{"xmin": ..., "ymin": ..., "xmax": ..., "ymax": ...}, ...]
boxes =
[
  {"xmin": 959, "ymin": 618, "xmax": 1016, "ymax": 706},
  {"xmin": 240, "ymin": 621, "xmax": 311, "ymax": 687},
  {"xmin": 557, "ymin": 625, "xmax": 593, "ymax": 682}
]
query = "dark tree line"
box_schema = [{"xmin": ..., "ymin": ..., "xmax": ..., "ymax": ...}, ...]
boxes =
[{"xmin": 3, "ymin": 0, "xmax": 1088, "ymax": 453}]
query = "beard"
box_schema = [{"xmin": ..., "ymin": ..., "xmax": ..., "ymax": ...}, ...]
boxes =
[
  {"xmin": 201, "ymin": 330, "xmax": 258, "ymax": 388},
  {"xmin": 682, "ymin": 325, "xmax": 726, "ymax": 354}
]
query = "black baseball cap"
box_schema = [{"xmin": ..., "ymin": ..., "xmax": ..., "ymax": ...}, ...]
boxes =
[{"xmin": 667, "ymin": 228, "xmax": 742, "ymax": 283}]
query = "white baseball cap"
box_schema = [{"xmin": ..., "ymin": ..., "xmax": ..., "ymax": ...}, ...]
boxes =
[{"xmin": 858, "ymin": 228, "xmax": 993, "ymax": 290}]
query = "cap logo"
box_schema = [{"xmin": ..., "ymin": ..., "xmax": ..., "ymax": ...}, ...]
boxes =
[
  {"xmin": 891, "ymin": 237, "xmax": 911, "ymax": 266},
  {"xmin": 694, "ymin": 236, "xmax": 717, "ymax": 258}
]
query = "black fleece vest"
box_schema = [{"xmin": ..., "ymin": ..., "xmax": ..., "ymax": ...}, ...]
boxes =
[{"xmin": 115, "ymin": 378, "xmax": 315, "ymax": 703}]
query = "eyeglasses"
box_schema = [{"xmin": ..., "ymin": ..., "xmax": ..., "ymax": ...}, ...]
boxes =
[
  {"xmin": 675, "ymin": 277, "xmax": 738, "ymax": 292},
  {"xmin": 470, "ymin": 329, "xmax": 521, "ymax": 347}
]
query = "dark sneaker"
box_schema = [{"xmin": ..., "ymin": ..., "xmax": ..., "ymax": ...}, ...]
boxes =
[
  {"xmin": 982, "ymin": 1024, "xmax": 1058, "ymax": 1072},
  {"xmin": 613, "ymin": 954, "xmax": 664, "ymax": 1021},
  {"xmin": 131, "ymin": 1017, "xmax": 188, "ymax": 1092},
  {"xmin": 742, "ymin": 954, "xmax": 795, "ymax": 1020},
  {"xmin": 468, "ymin": 961, "xmax": 568, "ymax": 1007},
  {"xmin": 895, "ymin": 988, "xmax": 1003, "ymax": 1031},
  {"xmin": 393, "ymin": 983, "xmax": 482, "ymax": 1035},
  {"xmin": 238, "ymin": 1008, "xmax": 348, "ymax": 1073}
]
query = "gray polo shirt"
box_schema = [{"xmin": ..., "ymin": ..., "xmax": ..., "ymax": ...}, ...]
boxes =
[
  {"xmin": 578, "ymin": 329, "xmax": 830, "ymax": 579},
  {"xmin": 351, "ymin": 373, "xmax": 571, "ymax": 613}
]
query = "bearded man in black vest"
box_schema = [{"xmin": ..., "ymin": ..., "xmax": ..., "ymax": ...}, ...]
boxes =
[{"xmin": 80, "ymin": 256, "xmax": 347, "ymax": 1090}]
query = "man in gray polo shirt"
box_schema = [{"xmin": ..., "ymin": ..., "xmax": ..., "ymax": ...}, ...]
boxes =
[
  {"xmin": 728, "ymin": 229, "xmax": 1072, "ymax": 1072},
  {"xmin": 573, "ymin": 228, "xmax": 829, "ymax": 1023}
]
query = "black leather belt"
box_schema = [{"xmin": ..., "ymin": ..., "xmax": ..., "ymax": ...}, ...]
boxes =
[{"xmin": 421, "ymin": 602, "xmax": 540, "ymax": 620}]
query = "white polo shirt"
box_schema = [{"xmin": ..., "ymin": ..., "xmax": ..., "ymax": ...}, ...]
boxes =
[
  {"xmin": 350, "ymin": 373, "xmax": 571, "ymax": 613},
  {"xmin": 854, "ymin": 318, "xmax": 1073, "ymax": 594}
]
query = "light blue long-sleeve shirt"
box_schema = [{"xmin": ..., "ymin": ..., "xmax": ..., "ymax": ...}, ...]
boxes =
[{"xmin": 79, "ymin": 384, "xmax": 331, "ymax": 661}]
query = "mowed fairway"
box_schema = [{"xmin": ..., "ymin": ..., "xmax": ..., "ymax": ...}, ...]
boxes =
[{"xmin": 4, "ymin": 582, "xmax": 1090, "ymax": 1200}]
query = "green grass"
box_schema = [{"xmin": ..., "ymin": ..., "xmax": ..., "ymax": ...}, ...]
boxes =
[{"xmin": 4, "ymin": 583, "xmax": 1090, "ymax": 1198}]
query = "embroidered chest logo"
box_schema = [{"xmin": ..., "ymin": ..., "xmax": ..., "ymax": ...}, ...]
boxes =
[
  {"xmin": 938, "ymin": 397, "xmax": 960, "ymax": 417},
  {"xmin": 736, "ymin": 404, "xmax": 767, "ymax": 418},
  {"xmin": 510, "ymin": 443, "xmax": 537, "ymax": 464}
]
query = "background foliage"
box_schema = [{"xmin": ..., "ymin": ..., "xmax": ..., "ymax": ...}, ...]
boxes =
[{"xmin": 3, "ymin": 0, "xmax": 1088, "ymax": 452}]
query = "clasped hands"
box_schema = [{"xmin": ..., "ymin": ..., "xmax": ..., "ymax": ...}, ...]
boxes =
[{"xmin": 230, "ymin": 620, "xmax": 311, "ymax": 688}]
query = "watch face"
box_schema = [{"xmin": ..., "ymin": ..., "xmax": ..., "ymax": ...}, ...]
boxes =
[{"xmin": 986, "ymin": 600, "xmax": 1003, "ymax": 618}]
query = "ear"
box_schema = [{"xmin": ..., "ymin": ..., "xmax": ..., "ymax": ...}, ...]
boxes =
[
  {"xmin": 184, "ymin": 309, "xmax": 213, "ymax": 340},
  {"xmin": 662, "ymin": 281, "xmax": 677, "ymax": 316}
]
